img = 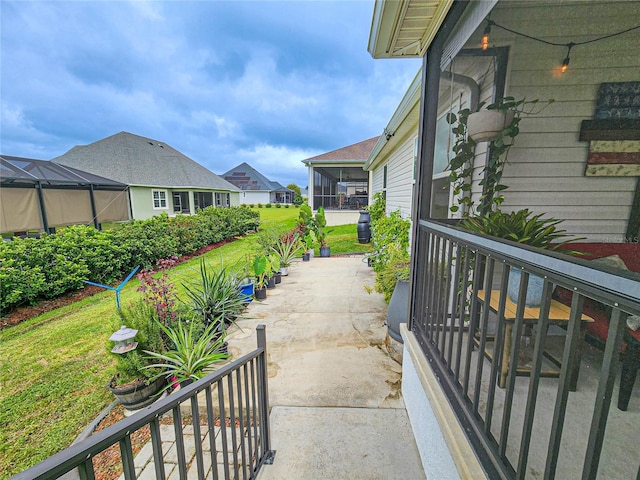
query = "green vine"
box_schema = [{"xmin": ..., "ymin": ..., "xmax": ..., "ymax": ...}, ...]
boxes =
[{"xmin": 446, "ymin": 97, "xmax": 553, "ymax": 217}]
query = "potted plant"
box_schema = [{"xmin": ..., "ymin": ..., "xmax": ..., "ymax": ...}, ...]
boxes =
[
  {"xmin": 182, "ymin": 258, "xmax": 246, "ymax": 331},
  {"xmin": 460, "ymin": 208, "xmax": 582, "ymax": 306},
  {"xmin": 314, "ymin": 206, "xmax": 330, "ymax": 257},
  {"xmin": 142, "ymin": 319, "xmax": 229, "ymax": 392},
  {"xmin": 107, "ymin": 299, "xmax": 168, "ymax": 410},
  {"xmin": 272, "ymin": 233, "xmax": 301, "ymax": 275},
  {"xmin": 252, "ymin": 255, "xmax": 269, "ymax": 300},
  {"xmin": 268, "ymin": 254, "xmax": 282, "ymax": 285},
  {"xmin": 302, "ymin": 234, "xmax": 313, "ymax": 261},
  {"xmin": 447, "ymin": 97, "xmax": 553, "ymax": 217}
]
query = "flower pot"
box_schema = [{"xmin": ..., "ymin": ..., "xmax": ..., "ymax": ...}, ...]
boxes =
[
  {"xmin": 319, "ymin": 246, "xmax": 330, "ymax": 257},
  {"xmin": 280, "ymin": 266, "xmax": 289, "ymax": 276},
  {"xmin": 238, "ymin": 281, "xmax": 255, "ymax": 304},
  {"xmin": 467, "ymin": 110, "xmax": 515, "ymax": 142},
  {"xmin": 108, "ymin": 376, "xmax": 166, "ymax": 411},
  {"xmin": 267, "ymin": 276, "xmax": 276, "ymax": 289},
  {"xmin": 507, "ymin": 269, "xmax": 545, "ymax": 307},
  {"xmin": 386, "ymin": 280, "xmax": 409, "ymax": 344},
  {"xmin": 254, "ymin": 287, "xmax": 267, "ymax": 300},
  {"xmin": 302, "ymin": 253, "xmax": 310, "ymax": 262},
  {"xmin": 274, "ymin": 272, "xmax": 282, "ymax": 284}
]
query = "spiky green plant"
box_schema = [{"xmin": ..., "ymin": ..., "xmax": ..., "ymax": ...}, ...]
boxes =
[{"xmin": 142, "ymin": 320, "xmax": 229, "ymax": 392}]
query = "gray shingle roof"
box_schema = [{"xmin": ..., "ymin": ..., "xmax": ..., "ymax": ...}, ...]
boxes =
[
  {"xmin": 222, "ymin": 162, "xmax": 292, "ymax": 192},
  {"xmin": 52, "ymin": 132, "xmax": 239, "ymax": 191}
]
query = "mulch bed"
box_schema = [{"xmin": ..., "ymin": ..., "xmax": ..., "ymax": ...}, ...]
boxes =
[{"xmin": 0, "ymin": 237, "xmax": 239, "ymax": 329}]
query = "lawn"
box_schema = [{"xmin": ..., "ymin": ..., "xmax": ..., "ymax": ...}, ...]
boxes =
[{"xmin": 0, "ymin": 207, "xmax": 371, "ymax": 478}]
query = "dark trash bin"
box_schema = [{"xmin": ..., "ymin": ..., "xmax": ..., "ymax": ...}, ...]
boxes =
[{"xmin": 357, "ymin": 210, "xmax": 371, "ymax": 243}]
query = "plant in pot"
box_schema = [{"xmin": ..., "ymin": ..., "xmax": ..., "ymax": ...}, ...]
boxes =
[
  {"xmin": 268, "ymin": 254, "xmax": 281, "ymax": 285},
  {"xmin": 252, "ymin": 255, "xmax": 269, "ymax": 300},
  {"xmin": 181, "ymin": 258, "xmax": 246, "ymax": 349},
  {"xmin": 301, "ymin": 234, "xmax": 313, "ymax": 261},
  {"xmin": 142, "ymin": 318, "xmax": 229, "ymax": 392},
  {"xmin": 314, "ymin": 206, "xmax": 330, "ymax": 257},
  {"xmin": 447, "ymin": 97, "xmax": 553, "ymax": 217},
  {"xmin": 272, "ymin": 233, "xmax": 301, "ymax": 275},
  {"xmin": 460, "ymin": 208, "xmax": 583, "ymax": 306},
  {"xmin": 107, "ymin": 299, "xmax": 169, "ymax": 411}
]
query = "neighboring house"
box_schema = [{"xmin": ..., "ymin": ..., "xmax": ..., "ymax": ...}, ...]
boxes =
[
  {"xmin": 221, "ymin": 162, "xmax": 294, "ymax": 205},
  {"xmin": 53, "ymin": 132, "xmax": 240, "ymax": 220},
  {"xmin": 0, "ymin": 155, "xmax": 130, "ymax": 235},
  {"xmin": 369, "ymin": 1, "xmax": 639, "ymax": 479},
  {"xmin": 301, "ymin": 137, "xmax": 378, "ymax": 224}
]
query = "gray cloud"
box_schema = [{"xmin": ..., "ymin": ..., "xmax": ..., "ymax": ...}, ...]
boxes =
[{"xmin": 1, "ymin": 0, "xmax": 420, "ymax": 187}]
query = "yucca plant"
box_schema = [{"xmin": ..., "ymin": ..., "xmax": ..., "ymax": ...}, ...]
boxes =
[
  {"xmin": 272, "ymin": 234, "xmax": 302, "ymax": 268},
  {"xmin": 182, "ymin": 258, "xmax": 246, "ymax": 327},
  {"xmin": 142, "ymin": 320, "xmax": 229, "ymax": 391},
  {"xmin": 460, "ymin": 209, "xmax": 581, "ymax": 251}
]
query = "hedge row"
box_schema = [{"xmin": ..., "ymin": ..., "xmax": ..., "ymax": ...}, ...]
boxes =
[{"xmin": 0, "ymin": 206, "xmax": 260, "ymax": 313}]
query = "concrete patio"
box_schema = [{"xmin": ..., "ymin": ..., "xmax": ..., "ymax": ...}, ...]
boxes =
[{"xmin": 227, "ymin": 254, "xmax": 426, "ymax": 479}]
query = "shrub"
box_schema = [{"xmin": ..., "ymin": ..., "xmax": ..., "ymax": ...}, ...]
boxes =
[
  {"xmin": 275, "ymin": 203, "xmax": 282, "ymax": 208},
  {"xmin": 284, "ymin": 204, "xmax": 290, "ymax": 208},
  {"xmin": 265, "ymin": 203, "xmax": 272, "ymax": 208},
  {"xmin": 0, "ymin": 207, "xmax": 260, "ymax": 313}
]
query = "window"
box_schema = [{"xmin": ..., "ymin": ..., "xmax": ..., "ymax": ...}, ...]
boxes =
[
  {"xmin": 215, "ymin": 192, "xmax": 230, "ymax": 208},
  {"xmin": 194, "ymin": 192, "xmax": 213, "ymax": 210},
  {"xmin": 152, "ymin": 190, "xmax": 167, "ymax": 209}
]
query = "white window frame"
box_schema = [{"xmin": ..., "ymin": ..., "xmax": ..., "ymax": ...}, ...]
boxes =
[{"xmin": 152, "ymin": 189, "xmax": 168, "ymax": 210}]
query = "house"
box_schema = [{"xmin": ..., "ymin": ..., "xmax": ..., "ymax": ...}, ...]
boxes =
[
  {"xmin": 301, "ymin": 136, "xmax": 378, "ymax": 224},
  {"xmin": 221, "ymin": 162, "xmax": 294, "ymax": 205},
  {"xmin": 369, "ymin": 1, "xmax": 639, "ymax": 479},
  {"xmin": 0, "ymin": 155, "xmax": 130, "ymax": 235},
  {"xmin": 53, "ymin": 132, "xmax": 240, "ymax": 220}
]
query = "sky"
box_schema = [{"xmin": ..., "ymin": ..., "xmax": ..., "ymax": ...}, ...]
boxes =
[{"xmin": 0, "ymin": 0, "xmax": 421, "ymax": 188}]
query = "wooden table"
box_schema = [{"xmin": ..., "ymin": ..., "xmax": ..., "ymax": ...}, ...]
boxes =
[{"xmin": 476, "ymin": 290, "xmax": 593, "ymax": 389}]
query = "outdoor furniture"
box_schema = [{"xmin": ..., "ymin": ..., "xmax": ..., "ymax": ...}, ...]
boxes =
[
  {"xmin": 476, "ymin": 290, "xmax": 594, "ymax": 389},
  {"xmin": 555, "ymin": 242, "xmax": 640, "ymax": 411}
]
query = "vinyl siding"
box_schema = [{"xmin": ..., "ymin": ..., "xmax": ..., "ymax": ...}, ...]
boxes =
[
  {"xmin": 463, "ymin": 1, "xmax": 639, "ymax": 242},
  {"xmin": 385, "ymin": 136, "xmax": 416, "ymax": 219}
]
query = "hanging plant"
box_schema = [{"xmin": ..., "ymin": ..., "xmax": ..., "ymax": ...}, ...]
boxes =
[{"xmin": 446, "ymin": 97, "xmax": 554, "ymax": 217}]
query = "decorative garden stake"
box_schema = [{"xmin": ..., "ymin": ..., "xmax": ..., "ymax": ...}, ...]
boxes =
[{"xmin": 85, "ymin": 265, "xmax": 141, "ymax": 353}]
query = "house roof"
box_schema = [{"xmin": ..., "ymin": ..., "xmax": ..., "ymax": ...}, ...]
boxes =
[
  {"xmin": 0, "ymin": 155, "xmax": 126, "ymax": 187},
  {"xmin": 368, "ymin": 0, "xmax": 454, "ymax": 58},
  {"xmin": 301, "ymin": 137, "xmax": 380, "ymax": 165},
  {"xmin": 221, "ymin": 162, "xmax": 292, "ymax": 192},
  {"xmin": 53, "ymin": 132, "xmax": 239, "ymax": 191}
]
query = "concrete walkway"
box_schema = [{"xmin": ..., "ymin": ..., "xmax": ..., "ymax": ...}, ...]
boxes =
[{"xmin": 227, "ymin": 255, "xmax": 425, "ymax": 480}]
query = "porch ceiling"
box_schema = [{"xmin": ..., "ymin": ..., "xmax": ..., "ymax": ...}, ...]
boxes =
[{"xmin": 368, "ymin": 0, "xmax": 453, "ymax": 59}]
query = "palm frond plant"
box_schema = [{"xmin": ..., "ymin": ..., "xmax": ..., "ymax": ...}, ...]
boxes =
[{"xmin": 142, "ymin": 320, "xmax": 229, "ymax": 392}]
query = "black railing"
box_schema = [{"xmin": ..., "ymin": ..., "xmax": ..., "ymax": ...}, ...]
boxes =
[
  {"xmin": 412, "ymin": 220, "xmax": 640, "ymax": 479},
  {"xmin": 13, "ymin": 325, "xmax": 274, "ymax": 480}
]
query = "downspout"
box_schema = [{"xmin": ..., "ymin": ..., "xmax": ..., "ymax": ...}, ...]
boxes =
[
  {"xmin": 36, "ymin": 181, "xmax": 50, "ymax": 233},
  {"xmin": 439, "ymin": 71, "xmax": 480, "ymax": 112}
]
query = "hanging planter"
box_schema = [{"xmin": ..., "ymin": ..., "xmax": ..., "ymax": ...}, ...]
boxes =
[{"xmin": 467, "ymin": 109, "xmax": 515, "ymax": 142}]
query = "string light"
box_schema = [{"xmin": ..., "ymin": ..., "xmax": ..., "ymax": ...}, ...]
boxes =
[
  {"xmin": 480, "ymin": 20, "xmax": 640, "ymax": 73},
  {"xmin": 481, "ymin": 20, "xmax": 493, "ymax": 51}
]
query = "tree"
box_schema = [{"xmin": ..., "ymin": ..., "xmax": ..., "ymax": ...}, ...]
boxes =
[{"xmin": 287, "ymin": 183, "xmax": 304, "ymax": 205}]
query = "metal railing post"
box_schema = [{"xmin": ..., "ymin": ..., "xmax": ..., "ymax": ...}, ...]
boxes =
[{"xmin": 256, "ymin": 325, "xmax": 276, "ymax": 465}]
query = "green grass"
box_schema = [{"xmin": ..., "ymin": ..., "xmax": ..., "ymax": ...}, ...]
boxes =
[{"xmin": 0, "ymin": 207, "xmax": 369, "ymax": 477}]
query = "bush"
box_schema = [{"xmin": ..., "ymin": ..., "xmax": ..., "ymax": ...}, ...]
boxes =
[
  {"xmin": 0, "ymin": 207, "xmax": 260, "ymax": 313},
  {"xmin": 275, "ymin": 203, "xmax": 282, "ymax": 208},
  {"xmin": 284, "ymin": 204, "xmax": 290, "ymax": 208},
  {"xmin": 265, "ymin": 203, "xmax": 272, "ymax": 208}
]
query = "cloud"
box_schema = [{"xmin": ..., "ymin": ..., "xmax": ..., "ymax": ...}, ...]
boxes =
[{"xmin": 0, "ymin": 0, "xmax": 421, "ymax": 188}]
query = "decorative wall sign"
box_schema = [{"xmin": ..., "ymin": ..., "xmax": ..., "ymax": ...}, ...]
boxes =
[{"xmin": 580, "ymin": 82, "xmax": 640, "ymax": 177}]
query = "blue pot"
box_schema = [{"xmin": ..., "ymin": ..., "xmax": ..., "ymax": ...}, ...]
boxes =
[
  {"xmin": 507, "ymin": 269, "xmax": 544, "ymax": 307},
  {"xmin": 239, "ymin": 281, "xmax": 254, "ymax": 304}
]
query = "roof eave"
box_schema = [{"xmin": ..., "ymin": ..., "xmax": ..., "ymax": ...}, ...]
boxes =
[{"xmin": 368, "ymin": 0, "xmax": 454, "ymax": 59}]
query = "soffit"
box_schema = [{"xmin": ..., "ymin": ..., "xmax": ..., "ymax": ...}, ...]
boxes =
[{"xmin": 368, "ymin": 0, "xmax": 454, "ymax": 58}]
